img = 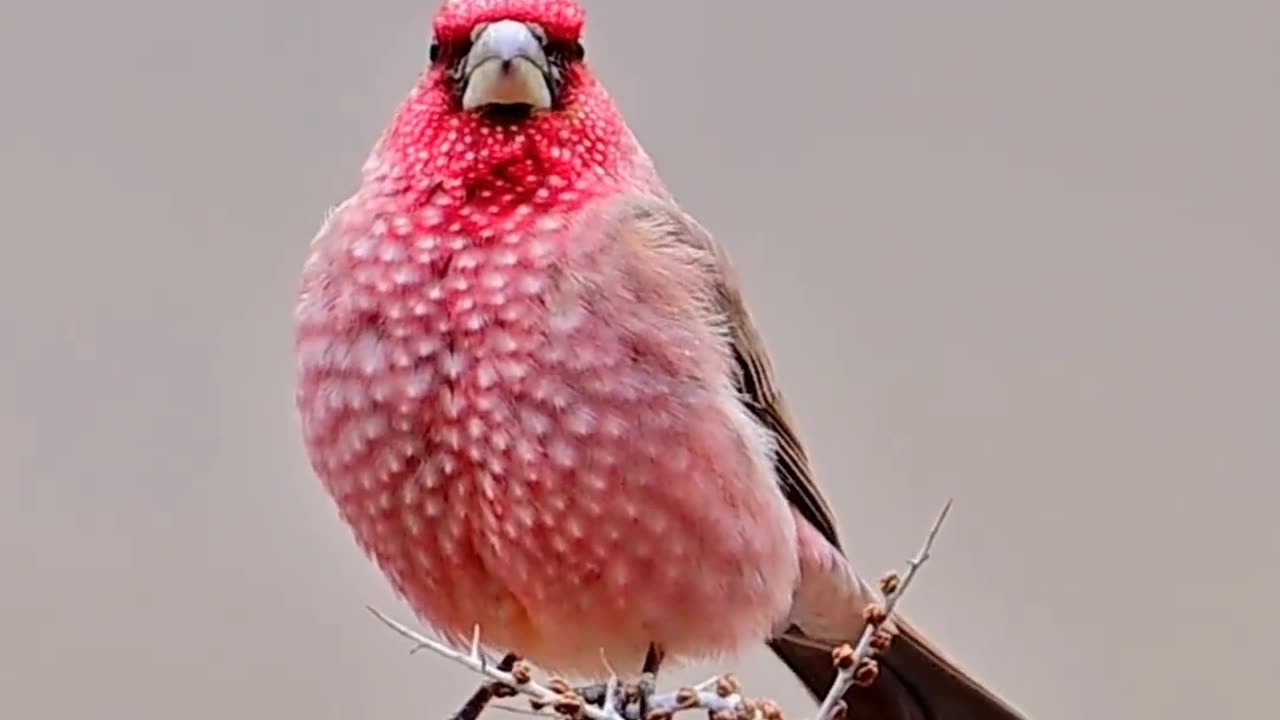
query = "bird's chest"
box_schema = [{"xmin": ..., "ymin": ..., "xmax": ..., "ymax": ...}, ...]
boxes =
[
  {"xmin": 297, "ymin": 208, "xmax": 681, "ymax": 620},
  {"xmin": 293, "ymin": 207, "xmax": 650, "ymax": 520},
  {"xmin": 296, "ymin": 211, "xmax": 591, "ymax": 491},
  {"xmin": 293, "ymin": 199, "xmax": 795, "ymax": 657}
]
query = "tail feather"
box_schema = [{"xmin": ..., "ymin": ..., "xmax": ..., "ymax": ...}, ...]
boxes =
[{"xmin": 768, "ymin": 615, "xmax": 1027, "ymax": 720}]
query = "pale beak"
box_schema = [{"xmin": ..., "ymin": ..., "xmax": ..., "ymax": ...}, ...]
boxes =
[{"xmin": 461, "ymin": 20, "xmax": 553, "ymax": 112}]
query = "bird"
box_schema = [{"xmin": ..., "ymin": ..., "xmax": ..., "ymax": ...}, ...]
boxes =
[{"xmin": 293, "ymin": 1, "xmax": 1027, "ymax": 718}]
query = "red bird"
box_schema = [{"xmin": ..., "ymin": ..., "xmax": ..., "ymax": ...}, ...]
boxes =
[{"xmin": 294, "ymin": 1, "xmax": 1025, "ymax": 718}]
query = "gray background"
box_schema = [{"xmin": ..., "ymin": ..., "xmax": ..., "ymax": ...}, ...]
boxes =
[{"xmin": 2, "ymin": 1, "xmax": 1277, "ymax": 718}]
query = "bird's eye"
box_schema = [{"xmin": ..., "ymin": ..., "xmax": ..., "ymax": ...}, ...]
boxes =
[
  {"xmin": 546, "ymin": 40, "xmax": 585, "ymax": 63},
  {"xmin": 428, "ymin": 40, "xmax": 441, "ymax": 63}
]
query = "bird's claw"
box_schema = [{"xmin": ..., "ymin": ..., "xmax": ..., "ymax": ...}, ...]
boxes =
[
  {"xmin": 559, "ymin": 678, "xmax": 656, "ymax": 719},
  {"xmin": 448, "ymin": 653, "xmax": 520, "ymax": 720},
  {"xmin": 635, "ymin": 672, "xmax": 658, "ymax": 720}
]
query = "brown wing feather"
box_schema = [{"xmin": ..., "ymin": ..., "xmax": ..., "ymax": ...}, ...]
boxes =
[
  {"xmin": 610, "ymin": 195, "xmax": 1027, "ymax": 720},
  {"xmin": 612, "ymin": 195, "xmax": 843, "ymax": 550}
]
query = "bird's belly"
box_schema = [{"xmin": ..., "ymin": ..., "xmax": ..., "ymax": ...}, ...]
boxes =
[{"xmin": 296, "ymin": 253, "xmax": 798, "ymax": 675}]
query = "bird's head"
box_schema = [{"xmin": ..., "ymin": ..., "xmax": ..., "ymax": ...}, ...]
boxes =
[
  {"xmin": 431, "ymin": 0, "xmax": 587, "ymax": 120},
  {"xmin": 369, "ymin": 0, "xmax": 653, "ymax": 207}
]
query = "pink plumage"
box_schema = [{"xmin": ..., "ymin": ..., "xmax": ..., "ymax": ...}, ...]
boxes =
[
  {"xmin": 295, "ymin": 0, "xmax": 798, "ymax": 676},
  {"xmin": 295, "ymin": 3, "xmax": 1028, "ymax": 718},
  {"xmin": 433, "ymin": 0, "xmax": 584, "ymax": 42}
]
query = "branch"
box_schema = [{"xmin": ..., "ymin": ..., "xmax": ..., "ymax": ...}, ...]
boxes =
[
  {"xmin": 368, "ymin": 500, "xmax": 954, "ymax": 720},
  {"xmin": 368, "ymin": 610, "xmax": 617, "ymax": 720},
  {"xmin": 369, "ymin": 609, "xmax": 785, "ymax": 720},
  {"xmin": 815, "ymin": 500, "xmax": 953, "ymax": 720}
]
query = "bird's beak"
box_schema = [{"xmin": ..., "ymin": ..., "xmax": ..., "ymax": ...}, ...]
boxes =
[{"xmin": 461, "ymin": 20, "xmax": 553, "ymax": 112}]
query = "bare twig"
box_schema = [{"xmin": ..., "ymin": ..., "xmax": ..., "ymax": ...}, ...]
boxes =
[
  {"xmin": 488, "ymin": 704, "xmax": 558, "ymax": 718},
  {"xmin": 814, "ymin": 500, "xmax": 953, "ymax": 720},
  {"xmin": 369, "ymin": 608, "xmax": 622, "ymax": 720},
  {"xmin": 368, "ymin": 500, "xmax": 954, "ymax": 720},
  {"xmin": 370, "ymin": 606, "xmax": 766, "ymax": 720}
]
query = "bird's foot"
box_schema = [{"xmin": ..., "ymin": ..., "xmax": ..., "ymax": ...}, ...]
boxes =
[
  {"xmin": 567, "ymin": 644, "xmax": 665, "ymax": 719},
  {"xmin": 635, "ymin": 643, "xmax": 664, "ymax": 720},
  {"xmin": 449, "ymin": 653, "xmax": 519, "ymax": 720},
  {"xmin": 563, "ymin": 679, "xmax": 652, "ymax": 719}
]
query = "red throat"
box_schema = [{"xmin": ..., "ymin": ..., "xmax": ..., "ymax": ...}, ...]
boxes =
[{"xmin": 363, "ymin": 62, "xmax": 647, "ymax": 234}]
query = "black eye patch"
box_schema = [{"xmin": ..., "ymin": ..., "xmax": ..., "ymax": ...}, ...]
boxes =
[{"xmin": 427, "ymin": 37, "xmax": 474, "ymax": 66}]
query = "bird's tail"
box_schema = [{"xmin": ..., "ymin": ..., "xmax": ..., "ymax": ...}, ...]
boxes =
[{"xmin": 768, "ymin": 615, "xmax": 1027, "ymax": 720}]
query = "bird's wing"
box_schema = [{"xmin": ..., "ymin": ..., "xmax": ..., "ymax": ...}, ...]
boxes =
[
  {"xmin": 602, "ymin": 193, "xmax": 1028, "ymax": 720},
  {"xmin": 602, "ymin": 193, "xmax": 843, "ymax": 551}
]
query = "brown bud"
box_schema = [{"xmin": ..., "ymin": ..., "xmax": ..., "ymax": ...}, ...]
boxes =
[
  {"xmin": 869, "ymin": 629, "xmax": 894, "ymax": 653},
  {"xmin": 828, "ymin": 700, "xmax": 848, "ymax": 720},
  {"xmin": 645, "ymin": 710, "xmax": 673, "ymax": 720},
  {"xmin": 862, "ymin": 603, "xmax": 888, "ymax": 627},
  {"xmin": 711, "ymin": 710, "xmax": 735, "ymax": 720},
  {"xmin": 853, "ymin": 659, "xmax": 880, "ymax": 688},
  {"xmin": 675, "ymin": 687, "xmax": 700, "ymax": 709},
  {"xmin": 759, "ymin": 699, "xmax": 784, "ymax": 720},
  {"xmin": 547, "ymin": 678, "xmax": 572, "ymax": 694},
  {"xmin": 511, "ymin": 661, "xmax": 533, "ymax": 685},
  {"xmin": 715, "ymin": 674, "xmax": 741, "ymax": 698},
  {"xmin": 878, "ymin": 571, "xmax": 901, "ymax": 596},
  {"xmin": 529, "ymin": 699, "xmax": 547, "ymax": 712},
  {"xmin": 735, "ymin": 699, "xmax": 759, "ymax": 720},
  {"xmin": 552, "ymin": 694, "xmax": 584, "ymax": 719},
  {"xmin": 831, "ymin": 644, "xmax": 856, "ymax": 670}
]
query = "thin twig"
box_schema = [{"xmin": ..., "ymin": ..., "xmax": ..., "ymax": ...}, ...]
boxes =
[
  {"xmin": 368, "ymin": 500, "xmax": 955, "ymax": 720},
  {"xmin": 369, "ymin": 606, "xmax": 761, "ymax": 719},
  {"xmin": 368, "ymin": 608, "xmax": 621, "ymax": 720},
  {"xmin": 814, "ymin": 500, "xmax": 953, "ymax": 720},
  {"xmin": 488, "ymin": 704, "xmax": 558, "ymax": 718}
]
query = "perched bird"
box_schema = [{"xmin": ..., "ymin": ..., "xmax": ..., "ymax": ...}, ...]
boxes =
[{"xmin": 293, "ymin": 1, "xmax": 1026, "ymax": 718}]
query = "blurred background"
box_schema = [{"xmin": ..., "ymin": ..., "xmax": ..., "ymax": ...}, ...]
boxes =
[{"xmin": 1, "ymin": 1, "xmax": 1277, "ymax": 718}]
